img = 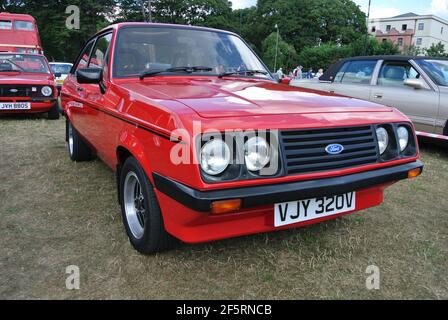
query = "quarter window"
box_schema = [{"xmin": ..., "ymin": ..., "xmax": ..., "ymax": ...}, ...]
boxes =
[
  {"xmin": 378, "ymin": 62, "xmax": 421, "ymax": 87},
  {"xmin": 334, "ymin": 60, "xmax": 377, "ymax": 85},
  {"xmin": 88, "ymin": 33, "xmax": 112, "ymax": 69},
  {"xmin": 75, "ymin": 40, "xmax": 94, "ymax": 71}
]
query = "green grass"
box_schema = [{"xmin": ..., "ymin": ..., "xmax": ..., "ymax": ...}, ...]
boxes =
[{"xmin": 0, "ymin": 115, "xmax": 447, "ymax": 299}]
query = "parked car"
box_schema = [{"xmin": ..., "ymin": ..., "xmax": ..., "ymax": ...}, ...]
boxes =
[
  {"xmin": 0, "ymin": 52, "xmax": 59, "ymax": 119},
  {"xmin": 49, "ymin": 62, "xmax": 73, "ymax": 91},
  {"xmin": 290, "ymin": 56, "xmax": 448, "ymax": 140},
  {"xmin": 61, "ymin": 23, "xmax": 423, "ymax": 254}
]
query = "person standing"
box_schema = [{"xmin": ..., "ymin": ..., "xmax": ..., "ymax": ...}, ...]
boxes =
[
  {"xmin": 276, "ymin": 67, "xmax": 284, "ymax": 79},
  {"xmin": 315, "ymin": 68, "xmax": 324, "ymax": 78}
]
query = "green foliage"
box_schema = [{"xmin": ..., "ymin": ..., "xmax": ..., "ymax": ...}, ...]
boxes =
[
  {"xmin": 425, "ymin": 42, "xmax": 448, "ymax": 57},
  {"xmin": 0, "ymin": 0, "xmax": 369, "ymax": 68},
  {"xmin": 297, "ymin": 44, "xmax": 351, "ymax": 71},
  {"xmin": 261, "ymin": 32, "xmax": 297, "ymax": 71}
]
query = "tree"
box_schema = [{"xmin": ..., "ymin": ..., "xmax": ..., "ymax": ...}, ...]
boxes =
[
  {"xmin": 425, "ymin": 42, "xmax": 448, "ymax": 57},
  {"xmin": 2, "ymin": 0, "xmax": 115, "ymax": 61},
  {"xmin": 261, "ymin": 32, "xmax": 297, "ymax": 72},
  {"xmin": 297, "ymin": 43, "xmax": 351, "ymax": 71}
]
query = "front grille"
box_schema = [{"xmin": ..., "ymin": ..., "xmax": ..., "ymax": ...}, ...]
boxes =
[
  {"xmin": 0, "ymin": 85, "xmax": 43, "ymax": 98},
  {"xmin": 280, "ymin": 125, "xmax": 379, "ymax": 175}
]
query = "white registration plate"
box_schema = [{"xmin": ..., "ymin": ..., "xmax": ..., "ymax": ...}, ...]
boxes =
[
  {"xmin": 0, "ymin": 102, "xmax": 31, "ymax": 110},
  {"xmin": 274, "ymin": 192, "xmax": 356, "ymax": 227}
]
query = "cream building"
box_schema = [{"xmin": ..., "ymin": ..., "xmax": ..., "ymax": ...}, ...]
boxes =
[{"xmin": 368, "ymin": 12, "xmax": 448, "ymax": 52}]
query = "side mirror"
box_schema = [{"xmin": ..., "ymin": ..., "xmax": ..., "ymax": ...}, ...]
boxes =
[
  {"xmin": 404, "ymin": 78, "xmax": 425, "ymax": 90},
  {"xmin": 54, "ymin": 72, "xmax": 62, "ymax": 78},
  {"xmin": 76, "ymin": 68, "xmax": 102, "ymax": 84}
]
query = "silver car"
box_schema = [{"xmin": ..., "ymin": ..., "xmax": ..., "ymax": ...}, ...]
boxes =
[{"xmin": 290, "ymin": 56, "xmax": 448, "ymax": 139}]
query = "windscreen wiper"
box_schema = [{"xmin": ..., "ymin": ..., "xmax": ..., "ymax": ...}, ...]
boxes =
[
  {"xmin": 3, "ymin": 59, "xmax": 25, "ymax": 71},
  {"xmin": 218, "ymin": 69, "xmax": 268, "ymax": 78},
  {"xmin": 139, "ymin": 66, "xmax": 213, "ymax": 80}
]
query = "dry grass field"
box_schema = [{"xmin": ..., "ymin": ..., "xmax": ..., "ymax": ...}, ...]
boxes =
[{"xmin": 0, "ymin": 115, "xmax": 447, "ymax": 299}]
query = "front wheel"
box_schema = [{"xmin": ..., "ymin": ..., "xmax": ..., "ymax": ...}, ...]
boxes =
[{"xmin": 119, "ymin": 157, "xmax": 177, "ymax": 254}]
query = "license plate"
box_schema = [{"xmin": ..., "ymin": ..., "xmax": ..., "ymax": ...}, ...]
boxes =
[
  {"xmin": 0, "ymin": 102, "xmax": 31, "ymax": 110},
  {"xmin": 274, "ymin": 192, "xmax": 356, "ymax": 227}
]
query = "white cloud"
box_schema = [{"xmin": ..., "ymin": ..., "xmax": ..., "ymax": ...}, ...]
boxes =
[
  {"xmin": 427, "ymin": 0, "xmax": 448, "ymax": 19},
  {"xmin": 353, "ymin": 0, "xmax": 401, "ymax": 19},
  {"xmin": 231, "ymin": 0, "xmax": 257, "ymax": 10}
]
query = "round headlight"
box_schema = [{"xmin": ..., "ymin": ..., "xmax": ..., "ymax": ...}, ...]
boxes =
[
  {"xmin": 376, "ymin": 127, "xmax": 389, "ymax": 155},
  {"xmin": 397, "ymin": 126, "xmax": 409, "ymax": 152},
  {"xmin": 41, "ymin": 86, "xmax": 52, "ymax": 97},
  {"xmin": 200, "ymin": 139, "xmax": 231, "ymax": 175},
  {"xmin": 244, "ymin": 136, "xmax": 270, "ymax": 171}
]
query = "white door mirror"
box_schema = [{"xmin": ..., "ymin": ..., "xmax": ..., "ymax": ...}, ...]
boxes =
[{"xmin": 404, "ymin": 78, "xmax": 425, "ymax": 89}]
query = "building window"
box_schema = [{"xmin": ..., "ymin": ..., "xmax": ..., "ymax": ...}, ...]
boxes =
[
  {"xmin": 418, "ymin": 23, "xmax": 424, "ymax": 30},
  {"xmin": 371, "ymin": 26, "xmax": 376, "ymax": 32},
  {"xmin": 416, "ymin": 38, "xmax": 422, "ymax": 46},
  {"xmin": 442, "ymin": 27, "xmax": 444, "ymax": 34},
  {"xmin": 398, "ymin": 38, "xmax": 403, "ymax": 46},
  {"xmin": 386, "ymin": 25, "xmax": 391, "ymax": 31},
  {"xmin": 382, "ymin": 38, "xmax": 387, "ymax": 43},
  {"xmin": 402, "ymin": 24, "xmax": 407, "ymax": 31}
]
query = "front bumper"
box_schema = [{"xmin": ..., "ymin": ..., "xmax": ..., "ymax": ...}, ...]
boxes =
[
  {"xmin": 154, "ymin": 160, "xmax": 423, "ymax": 212},
  {"xmin": 153, "ymin": 161, "xmax": 423, "ymax": 243}
]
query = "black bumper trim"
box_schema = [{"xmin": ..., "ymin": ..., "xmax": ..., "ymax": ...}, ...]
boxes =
[{"xmin": 153, "ymin": 160, "xmax": 423, "ymax": 212}]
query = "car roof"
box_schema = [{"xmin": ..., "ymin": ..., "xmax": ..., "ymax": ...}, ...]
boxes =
[
  {"xmin": 340, "ymin": 55, "xmax": 448, "ymax": 62},
  {"xmin": 98, "ymin": 22, "xmax": 238, "ymax": 37}
]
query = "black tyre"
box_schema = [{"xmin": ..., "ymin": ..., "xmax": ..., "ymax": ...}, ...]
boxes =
[
  {"xmin": 47, "ymin": 103, "xmax": 60, "ymax": 120},
  {"xmin": 444, "ymin": 120, "xmax": 448, "ymax": 136},
  {"xmin": 119, "ymin": 156, "xmax": 177, "ymax": 254},
  {"xmin": 67, "ymin": 120, "xmax": 93, "ymax": 161}
]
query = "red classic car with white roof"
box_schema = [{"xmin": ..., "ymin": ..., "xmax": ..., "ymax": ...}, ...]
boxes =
[
  {"xmin": 61, "ymin": 23, "xmax": 423, "ymax": 254},
  {"xmin": 0, "ymin": 53, "xmax": 59, "ymax": 119}
]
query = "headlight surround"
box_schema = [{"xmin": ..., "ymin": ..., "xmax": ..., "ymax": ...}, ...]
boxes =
[
  {"xmin": 376, "ymin": 127, "xmax": 389, "ymax": 155},
  {"xmin": 244, "ymin": 136, "xmax": 271, "ymax": 171},
  {"xmin": 41, "ymin": 86, "xmax": 52, "ymax": 97},
  {"xmin": 200, "ymin": 139, "xmax": 231, "ymax": 176},
  {"xmin": 397, "ymin": 126, "xmax": 409, "ymax": 152}
]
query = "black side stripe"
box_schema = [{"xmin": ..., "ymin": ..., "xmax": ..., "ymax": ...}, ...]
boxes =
[{"xmin": 85, "ymin": 103, "xmax": 181, "ymax": 143}]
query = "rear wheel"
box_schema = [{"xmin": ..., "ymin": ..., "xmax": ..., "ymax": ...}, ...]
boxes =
[
  {"xmin": 47, "ymin": 103, "xmax": 60, "ymax": 120},
  {"xmin": 67, "ymin": 120, "xmax": 92, "ymax": 161},
  {"xmin": 119, "ymin": 156, "xmax": 177, "ymax": 254}
]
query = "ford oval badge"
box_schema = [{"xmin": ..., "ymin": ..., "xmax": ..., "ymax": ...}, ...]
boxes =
[{"xmin": 325, "ymin": 143, "xmax": 344, "ymax": 155}]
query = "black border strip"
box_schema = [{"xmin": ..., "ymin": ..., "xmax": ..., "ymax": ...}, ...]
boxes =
[{"xmin": 153, "ymin": 160, "xmax": 423, "ymax": 212}]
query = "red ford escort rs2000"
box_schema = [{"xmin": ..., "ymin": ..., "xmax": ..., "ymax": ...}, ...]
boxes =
[
  {"xmin": 0, "ymin": 53, "xmax": 59, "ymax": 119},
  {"xmin": 61, "ymin": 23, "xmax": 423, "ymax": 254}
]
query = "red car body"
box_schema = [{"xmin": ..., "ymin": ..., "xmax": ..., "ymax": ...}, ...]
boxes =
[
  {"xmin": 0, "ymin": 53, "xmax": 58, "ymax": 117},
  {"xmin": 61, "ymin": 23, "xmax": 422, "ymax": 249}
]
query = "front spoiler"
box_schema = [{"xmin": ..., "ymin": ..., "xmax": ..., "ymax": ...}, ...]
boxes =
[{"xmin": 153, "ymin": 160, "xmax": 423, "ymax": 212}]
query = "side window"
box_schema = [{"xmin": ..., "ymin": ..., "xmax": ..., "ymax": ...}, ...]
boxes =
[
  {"xmin": 75, "ymin": 40, "xmax": 94, "ymax": 72},
  {"xmin": 334, "ymin": 60, "xmax": 377, "ymax": 85},
  {"xmin": 378, "ymin": 62, "xmax": 420, "ymax": 87},
  {"xmin": 88, "ymin": 33, "xmax": 112, "ymax": 69}
]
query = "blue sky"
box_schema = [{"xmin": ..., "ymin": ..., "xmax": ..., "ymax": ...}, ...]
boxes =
[{"xmin": 231, "ymin": 0, "xmax": 448, "ymax": 20}]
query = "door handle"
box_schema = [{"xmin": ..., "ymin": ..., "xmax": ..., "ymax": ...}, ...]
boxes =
[
  {"xmin": 329, "ymin": 89, "xmax": 335, "ymax": 93},
  {"xmin": 373, "ymin": 94, "xmax": 383, "ymax": 99}
]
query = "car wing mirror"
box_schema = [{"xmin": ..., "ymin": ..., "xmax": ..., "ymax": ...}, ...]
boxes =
[
  {"xmin": 54, "ymin": 72, "xmax": 62, "ymax": 78},
  {"xmin": 404, "ymin": 78, "xmax": 425, "ymax": 89},
  {"xmin": 76, "ymin": 68, "xmax": 102, "ymax": 84}
]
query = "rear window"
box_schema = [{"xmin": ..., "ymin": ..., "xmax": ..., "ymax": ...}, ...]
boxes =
[
  {"xmin": 14, "ymin": 20, "xmax": 34, "ymax": 31},
  {"xmin": 0, "ymin": 20, "xmax": 12, "ymax": 30}
]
